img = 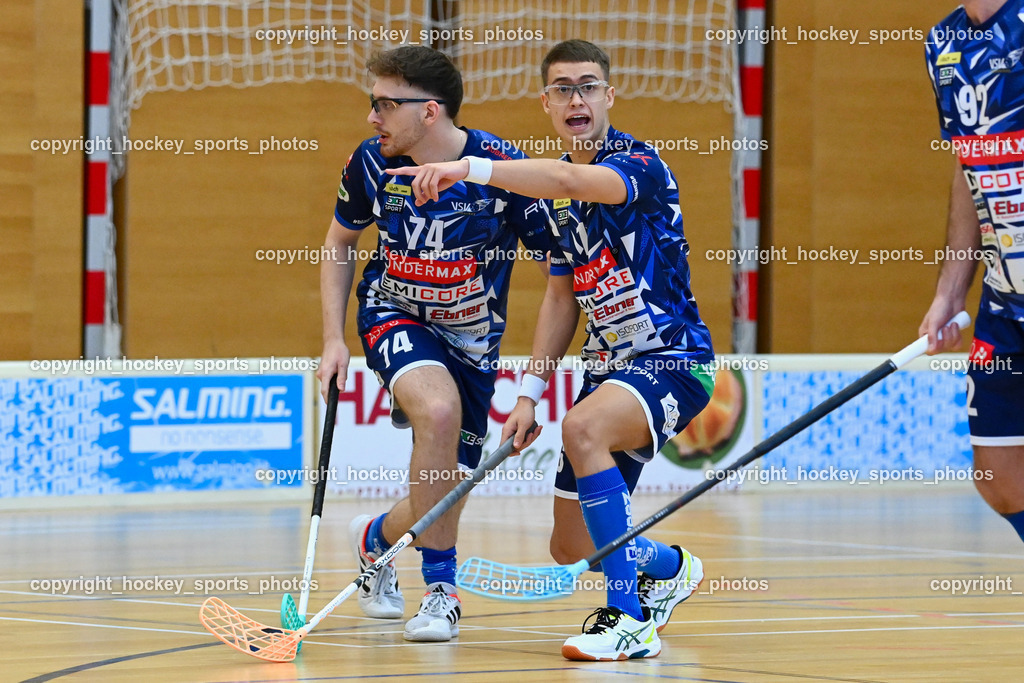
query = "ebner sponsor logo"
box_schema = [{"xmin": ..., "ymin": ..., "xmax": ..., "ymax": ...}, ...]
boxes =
[
  {"xmin": 429, "ymin": 302, "xmax": 487, "ymax": 323},
  {"xmin": 379, "ymin": 275, "xmax": 485, "ymax": 303},
  {"xmin": 573, "ymin": 247, "xmax": 616, "ymax": 292},
  {"xmin": 385, "ymin": 247, "xmax": 477, "ymax": 285},
  {"xmin": 991, "ymin": 197, "xmax": 1024, "ymax": 221},
  {"xmin": 593, "ymin": 290, "xmax": 641, "ymax": 324}
]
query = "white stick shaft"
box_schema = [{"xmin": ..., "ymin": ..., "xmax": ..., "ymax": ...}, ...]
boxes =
[
  {"xmin": 303, "ymin": 532, "xmax": 415, "ymax": 633},
  {"xmin": 890, "ymin": 311, "xmax": 971, "ymax": 369},
  {"xmin": 297, "ymin": 515, "xmax": 321, "ymax": 617}
]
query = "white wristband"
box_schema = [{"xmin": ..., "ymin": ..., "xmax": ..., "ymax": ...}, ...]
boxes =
[
  {"xmin": 464, "ymin": 156, "xmax": 493, "ymax": 184},
  {"xmin": 518, "ymin": 373, "xmax": 547, "ymax": 404}
]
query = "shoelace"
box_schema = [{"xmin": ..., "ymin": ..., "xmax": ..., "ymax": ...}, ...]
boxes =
[
  {"xmin": 369, "ymin": 561, "xmax": 398, "ymax": 599},
  {"xmin": 636, "ymin": 573, "xmax": 656, "ymax": 603},
  {"xmin": 420, "ymin": 587, "xmax": 458, "ymax": 616},
  {"xmin": 581, "ymin": 607, "xmax": 621, "ymax": 634}
]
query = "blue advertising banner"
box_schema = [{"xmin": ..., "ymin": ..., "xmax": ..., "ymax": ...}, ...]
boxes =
[
  {"xmin": 0, "ymin": 373, "xmax": 306, "ymax": 497},
  {"xmin": 761, "ymin": 369, "xmax": 972, "ymax": 485}
]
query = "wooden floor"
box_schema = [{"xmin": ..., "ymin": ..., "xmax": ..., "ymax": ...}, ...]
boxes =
[{"xmin": 2, "ymin": 486, "xmax": 1022, "ymax": 682}]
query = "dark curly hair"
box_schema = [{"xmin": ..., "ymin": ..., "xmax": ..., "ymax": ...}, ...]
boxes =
[{"xmin": 368, "ymin": 46, "xmax": 463, "ymax": 119}]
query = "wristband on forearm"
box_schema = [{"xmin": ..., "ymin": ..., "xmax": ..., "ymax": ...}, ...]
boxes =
[
  {"xmin": 518, "ymin": 373, "xmax": 547, "ymax": 404},
  {"xmin": 464, "ymin": 156, "xmax": 493, "ymax": 184}
]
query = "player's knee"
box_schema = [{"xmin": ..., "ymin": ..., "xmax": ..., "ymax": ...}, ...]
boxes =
[
  {"xmin": 974, "ymin": 475, "xmax": 1020, "ymax": 515},
  {"xmin": 561, "ymin": 409, "xmax": 599, "ymax": 460},
  {"xmin": 407, "ymin": 395, "xmax": 460, "ymax": 436}
]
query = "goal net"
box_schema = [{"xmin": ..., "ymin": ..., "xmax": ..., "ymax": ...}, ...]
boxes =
[{"xmin": 102, "ymin": 0, "xmax": 755, "ymax": 350}]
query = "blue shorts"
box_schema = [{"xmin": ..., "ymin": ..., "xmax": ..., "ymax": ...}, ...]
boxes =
[
  {"xmin": 554, "ymin": 351, "xmax": 715, "ymax": 499},
  {"xmin": 966, "ymin": 306, "xmax": 1024, "ymax": 446},
  {"xmin": 360, "ymin": 315, "xmax": 495, "ymax": 468}
]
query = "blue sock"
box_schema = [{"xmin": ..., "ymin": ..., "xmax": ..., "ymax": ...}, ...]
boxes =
[
  {"xmin": 366, "ymin": 514, "xmax": 390, "ymax": 556},
  {"xmin": 1003, "ymin": 510, "xmax": 1024, "ymax": 543},
  {"xmin": 417, "ymin": 546, "xmax": 457, "ymax": 587},
  {"xmin": 577, "ymin": 467, "xmax": 642, "ymax": 621},
  {"xmin": 634, "ymin": 537, "xmax": 681, "ymax": 580}
]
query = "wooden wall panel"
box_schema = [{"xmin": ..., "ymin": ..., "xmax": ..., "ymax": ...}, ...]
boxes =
[
  {"xmin": 0, "ymin": 0, "xmax": 82, "ymax": 360},
  {"xmin": 768, "ymin": 0, "xmax": 983, "ymax": 351},
  {"xmin": 123, "ymin": 83, "xmax": 733, "ymax": 358}
]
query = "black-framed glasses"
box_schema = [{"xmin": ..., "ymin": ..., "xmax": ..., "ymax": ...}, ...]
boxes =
[
  {"xmin": 542, "ymin": 81, "xmax": 609, "ymax": 104},
  {"xmin": 369, "ymin": 95, "xmax": 447, "ymax": 114}
]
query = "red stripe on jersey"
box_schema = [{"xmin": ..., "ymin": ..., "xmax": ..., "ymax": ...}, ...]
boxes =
[
  {"xmin": 364, "ymin": 319, "xmax": 419, "ymax": 349},
  {"xmin": 953, "ymin": 130, "xmax": 1024, "ymax": 166},
  {"xmin": 573, "ymin": 247, "xmax": 616, "ymax": 292},
  {"xmin": 385, "ymin": 247, "xmax": 477, "ymax": 285}
]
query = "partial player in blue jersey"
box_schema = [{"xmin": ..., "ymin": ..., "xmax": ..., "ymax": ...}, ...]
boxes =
[
  {"xmin": 920, "ymin": 0, "xmax": 1024, "ymax": 544},
  {"xmin": 317, "ymin": 46, "xmax": 552, "ymax": 642},
  {"xmin": 390, "ymin": 40, "xmax": 714, "ymax": 661}
]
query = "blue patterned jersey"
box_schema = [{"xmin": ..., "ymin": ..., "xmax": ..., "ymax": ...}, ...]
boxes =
[
  {"xmin": 545, "ymin": 126, "xmax": 714, "ymax": 377},
  {"xmin": 927, "ymin": 0, "xmax": 1024, "ymax": 320},
  {"xmin": 335, "ymin": 130, "xmax": 552, "ymax": 367}
]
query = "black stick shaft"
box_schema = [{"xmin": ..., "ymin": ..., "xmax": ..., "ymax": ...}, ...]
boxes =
[
  {"xmin": 311, "ymin": 375, "xmax": 340, "ymax": 517},
  {"xmin": 583, "ymin": 360, "xmax": 897, "ymax": 571}
]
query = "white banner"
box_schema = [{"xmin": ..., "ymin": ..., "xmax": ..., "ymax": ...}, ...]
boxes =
[{"xmin": 322, "ymin": 358, "xmax": 755, "ymax": 499}]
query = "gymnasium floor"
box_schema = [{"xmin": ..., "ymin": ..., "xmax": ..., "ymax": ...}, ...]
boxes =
[{"xmin": 2, "ymin": 487, "xmax": 1021, "ymax": 682}]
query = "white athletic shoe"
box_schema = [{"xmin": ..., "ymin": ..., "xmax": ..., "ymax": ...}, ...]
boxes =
[
  {"xmin": 348, "ymin": 514, "xmax": 404, "ymax": 619},
  {"xmin": 403, "ymin": 582, "xmax": 462, "ymax": 642},
  {"xmin": 638, "ymin": 545, "xmax": 704, "ymax": 633},
  {"xmin": 561, "ymin": 606, "xmax": 661, "ymax": 661}
]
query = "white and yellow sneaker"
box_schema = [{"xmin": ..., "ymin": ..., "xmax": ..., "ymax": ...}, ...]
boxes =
[
  {"xmin": 561, "ymin": 606, "xmax": 661, "ymax": 661},
  {"xmin": 638, "ymin": 546, "xmax": 704, "ymax": 632},
  {"xmin": 348, "ymin": 514, "xmax": 404, "ymax": 619}
]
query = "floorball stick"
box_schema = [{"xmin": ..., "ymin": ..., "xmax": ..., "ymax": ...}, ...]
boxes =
[
  {"xmin": 200, "ymin": 425, "xmax": 536, "ymax": 661},
  {"xmin": 279, "ymin": 374, "xmax": 340, "ymax": 649},
  {"xmin": 456, "ymin": 312, "xmax": 971, "ymax": 601}
]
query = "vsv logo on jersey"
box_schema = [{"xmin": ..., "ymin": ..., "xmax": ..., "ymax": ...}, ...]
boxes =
[
  {"xmin": 451, "ymin": 199, "xmax": 497, "ymax": 214},
  {"xmin": 990, "ymin": 48, "xmax": 1023, "ymax": 73}
]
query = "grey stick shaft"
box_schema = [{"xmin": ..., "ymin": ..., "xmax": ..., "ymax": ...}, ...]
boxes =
[{"xmin": 408, "ymin": 427, "xmax": 531, "ymax": 539}]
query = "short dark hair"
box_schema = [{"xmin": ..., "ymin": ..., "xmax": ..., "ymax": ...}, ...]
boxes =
[
  {"xmin": 367, "ymin": 46, "xmax": 463, "ymax": 119},
  {"xmin": 541, "ymin": 40, "xmax": 610, "ymax": 84}
]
